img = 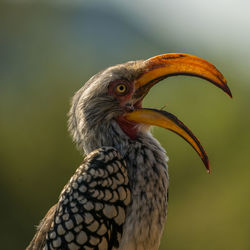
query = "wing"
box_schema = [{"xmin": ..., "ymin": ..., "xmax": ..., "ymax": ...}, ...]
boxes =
[{"xmin": 26, "ymin": 147, "xmax": 131, "ymax": 250}]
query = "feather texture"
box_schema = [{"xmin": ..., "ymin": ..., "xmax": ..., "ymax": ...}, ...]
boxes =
[{"xmin": 27, "ymin": 147, "xmax": 131, "ymax": 250}]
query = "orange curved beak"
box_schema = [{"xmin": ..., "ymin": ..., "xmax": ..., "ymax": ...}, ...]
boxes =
[{"xmin": 124, "ymin": 53, "xmax": 232, "ymax": 173}]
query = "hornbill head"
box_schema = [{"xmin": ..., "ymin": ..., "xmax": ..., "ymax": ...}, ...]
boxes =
[{"xmin": 69, "ymin": 53, "xmax": 231, "ymax": 173}]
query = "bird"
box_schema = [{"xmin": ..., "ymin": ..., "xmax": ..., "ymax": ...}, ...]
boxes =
[{"xmin": 27, "ymin": 53, "xmax": 232, "ymax": 250}]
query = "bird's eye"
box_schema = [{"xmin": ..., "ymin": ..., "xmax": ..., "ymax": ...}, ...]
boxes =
[{"xmin": 115, "ymin": 84, "xmax": 128, "ymax": 95}]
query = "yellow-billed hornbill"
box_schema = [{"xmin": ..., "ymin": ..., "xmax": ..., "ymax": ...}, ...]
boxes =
[{"xmin": 27, "ymin": 53, "xmax": 231, "ymax": 250}]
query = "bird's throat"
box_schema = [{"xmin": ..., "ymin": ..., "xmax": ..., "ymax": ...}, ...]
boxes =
[{"xmin": 116, "ymin": 116, "xmax": 138, "ymax": 140}]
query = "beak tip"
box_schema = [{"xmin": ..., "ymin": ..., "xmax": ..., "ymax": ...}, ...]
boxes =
[
  {"xmin": 216, "ymin": 80, "xmax": 232, "ymax": 98},
  {"xmin": 207, "ymin": 167, "xmax": 211, "ymax": 175},
  {"xmin": 225, "ymin": 86, "xmax": 233, "ymax": 98},
  {"xmin": 202, "ymin": 157, "xmax": 210, "ymax": 174},
  {"xmin": 220, "ymin": 78, "xmax": 232, "ymax": 98}
]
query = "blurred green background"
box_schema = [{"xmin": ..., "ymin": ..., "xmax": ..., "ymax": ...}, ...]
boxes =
[{"xmin": 0, "ymin": 1, "xmax": 249, "ymax": 249}]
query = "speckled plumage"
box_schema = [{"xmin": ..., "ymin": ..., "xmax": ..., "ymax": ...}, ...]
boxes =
[
  {"xmin": 27, "ymin": 60, "xmax": 169, "ymax": 250},
  {"xmin": 43, "ymin": 147, "xmax": 131, "ymax": 250},
  {"xmin": 27, "ymin": 124, "xmax": 169, "ymax": 250}
]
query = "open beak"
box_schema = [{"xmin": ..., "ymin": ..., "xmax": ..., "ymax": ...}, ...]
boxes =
[{"xmin": 124, "ymin": 53, "xmax": 232, "ymax": 173}]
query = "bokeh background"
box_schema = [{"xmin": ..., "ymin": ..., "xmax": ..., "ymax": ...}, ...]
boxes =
[{"xmin": 0, "ymin": 1, "xmax": 249, "ymax": 249}]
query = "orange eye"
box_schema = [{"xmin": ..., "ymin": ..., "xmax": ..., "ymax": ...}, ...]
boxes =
[{"xmin": 116, "ymin": 84, "xmax": 127, "ymax": 95}]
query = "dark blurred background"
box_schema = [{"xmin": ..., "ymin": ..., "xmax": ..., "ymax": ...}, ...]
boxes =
[{"xmin": 0, "ymin": 1, "xmax": 249, "ymax": 249}]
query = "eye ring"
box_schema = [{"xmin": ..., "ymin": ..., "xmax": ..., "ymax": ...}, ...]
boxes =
[{"xmin": 115, "ymin": 83, "xmax": 128, "ymax": 95}]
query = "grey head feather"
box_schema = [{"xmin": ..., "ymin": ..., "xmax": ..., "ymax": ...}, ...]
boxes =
[{"xmin": 68, "ymin": 60, "xmax": 144, "ymax": 154}]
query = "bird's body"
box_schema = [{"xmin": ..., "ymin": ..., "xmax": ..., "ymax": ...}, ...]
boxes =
[
  {"xmin": 105, "ymin": 124, "xmax": 168, "ymax": 250},
  {"xmin": 27, "ymin": 53, "xmax": 231, "ymax": 250},
  {"xmin": 28, "ymin": 123, "xmax": 168, "ymax": 250}
]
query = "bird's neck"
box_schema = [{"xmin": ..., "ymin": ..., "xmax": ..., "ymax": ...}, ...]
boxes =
[
  {"xmin": 82, "ymin": 118, "xmax": 169, "ymax": 190},
  {"xmin": 111, "ymin": 121, "xmax": 169, "ymax": 250},
  {"xmin": 82, "ymin": 120, "xmax": 169, "ymax": 249},
  {"xmin": 82, "ymin": 120, "xmax": 151, "ymax": 157}
]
